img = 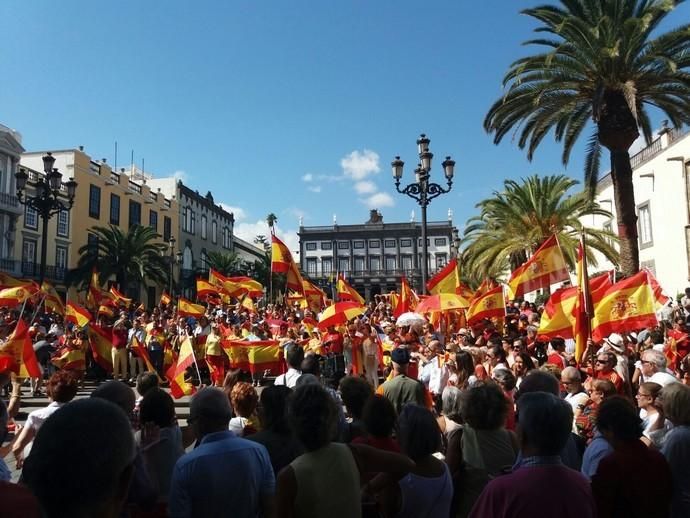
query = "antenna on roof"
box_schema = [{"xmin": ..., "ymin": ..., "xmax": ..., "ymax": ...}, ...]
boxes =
[{"xmin": 114, "ymin": 141, "xmax": 118, "ymax": 171}]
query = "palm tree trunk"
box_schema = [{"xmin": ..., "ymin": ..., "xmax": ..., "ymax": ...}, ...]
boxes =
[{"xmin": 610, "ymin": 150, "xmax": 639, "ymax": 277}]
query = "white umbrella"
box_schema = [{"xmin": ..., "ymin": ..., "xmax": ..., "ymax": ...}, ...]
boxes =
[{"xmin": 396, "ymin": 312, "xmax": 427, "ymax": 327}]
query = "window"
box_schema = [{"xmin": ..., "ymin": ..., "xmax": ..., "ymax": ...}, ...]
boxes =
[
  {"xmin": 200, "ymin": 215, "xmax": 207, "ymax": 239},
  {"xmin": 353, "ymin": 240, "xmax": 365, "ymax": 249},
  {"xmin": 306, "ymin": 242, "xmax": 317, "ymax": 251},
  {"xmin": 109, "ymin": 194, "xmax": 120, "ymax": 225},
  {"xmin": 200, "ymin": 250, "xmax": 208, "ymax": 271},
  {"xmin": 434, "ymin": 238, "xmax": 447, "ymax": 246},
  {"xmin": 370, "ymin": 256, "xmax": 381, "ymax": 272},
  {"xmin": 190, "ymin": 210, "xmax": 196, "ymax": 235},
  {"xmin": 163, "ymin": 216, "xmax": 172, "ymax": 242},
  {"xmin": 338, "ymin": 241, "xmax": 349, "ymax": 250},
  {"xmin": 385, "ymin": 256, "xmax": 396, "ymax": 271},
  {"xmin": 24, "ymin": 205, "xmax": 38, "ymax": 230},
  {"xmin": 55, "ymin": 246, "xmax": 67, "ymax": 270},
  {"xmin": 384, "ymin": 239, "xmax": 396, "ymax": 248},
  {"xmin": 322, "ymin": 257, "xmax": 333, "ymax": 274},
  {"xmin": 354, "ymin": 257, "xmax": 365, "ymax": 273},
  {"xmin": 638, "ymin": 203, "xmax": 653, "ymax": 246},
  {"xmin": 401, "ymin": 255, "xmax": 413, "ymax": 270},
  {"xmin": 129, "ymin": 200, "xmax": 141, "ymax": 228},
  {"xmin": 400, "ymin": 239, "xmax": 412, "ymax": 247},
  {"xmin": 436, "ymin": 254, "xmax": 447, "ymax": 269},
  {"xmin": 211, "ymin": 220, "xmax": 218, "ymax": 244},
  {"xmin": 321, "ymin": 241, "xmax": 332, "ymax": 250},
  {"xmin": 89, "ymin": 185, "xmax": 101, "ymax": 219},
  {"xmin": 418, "ymin": 238, "xmax": 431, "ymax": 247},
  {"xmin": 338, "ymin": 258, "xmax": 350, "ymax": 273},
  {"xmin": 87, "ymin": 233, "xmax": 99, "ymax": 252},
  {"xmin": 306, "ymin": 258, "xmax": 317, "ymax": 275},
  {"xmin": 182, "ymin": 207, "xmax": 189, "ymax": 232},
  {"xmin": 369, "ymin": 240, "xmax": 380, "ymax": 248},
  {"xmin": 222, "ymin": 227, "xmax": 231, "ymax": 249},
  {"xmin": 149, "ymin": 210, "xmax": 158, "ymax": 231},
  {"xmin": 57, "ymin": 209, "xmax": 69, "ymax": 237},
  {"xmin": 22, "ymin": 239, "xmax": 36, "ymax": 265}
]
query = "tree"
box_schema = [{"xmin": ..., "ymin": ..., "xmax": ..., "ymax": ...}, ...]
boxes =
[
  {"xmin": 254, "ymin": 234, "xmax": 269, "ymax": 251},
  {"xmin": 67, "ymin": 225, "xmax": 169, "ymax": 293},
  {"xmin": 206, "ymin": 251, "xmax": 245, "ymax": 276},
  {"xmin": 483, "ymin": 0, "xmax": 690, "ymax": 276},
  {"xmin": 462, "ymin": 175, "xmax": 618, "ymax": 283},
  {"xmin": 266, "ymin": 213, "xmax": 278, "ymax": 236}
]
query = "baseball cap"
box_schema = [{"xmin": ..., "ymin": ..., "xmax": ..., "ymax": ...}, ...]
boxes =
[{"xmin": 391, "ymin": 347, "xmax": 410, "ymax": 365}]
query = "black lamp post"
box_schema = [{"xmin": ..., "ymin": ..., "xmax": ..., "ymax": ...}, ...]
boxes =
[
  {"xmin": 15, "ymin": 152, "xmax": 77, "ymax": 285},
  {"xmin": 392, "ymin": 134, "xmax": 455, "ymax": 293}
]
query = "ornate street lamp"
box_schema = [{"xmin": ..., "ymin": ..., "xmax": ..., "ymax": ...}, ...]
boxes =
[
  {"xmin": 16, "ymin": 152, "xmax": 78, "ymax": 285},
  {"xmin": 392, "ymin": 134, "xmax": 455, "ymax": 293}
]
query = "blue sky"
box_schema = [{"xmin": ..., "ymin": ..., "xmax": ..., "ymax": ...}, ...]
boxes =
[{"xmin": 2, "ymin": 0, "xmax": 689, "ymax": 252}]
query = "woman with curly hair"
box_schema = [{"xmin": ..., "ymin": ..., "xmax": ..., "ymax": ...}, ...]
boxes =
[
  {"xmin": 275, "ymin": 383, "xmax": 413, "ymax": 518},
  {"xmin": 228, "ymin": 381, "xmax": 260, "ymax": 436}
]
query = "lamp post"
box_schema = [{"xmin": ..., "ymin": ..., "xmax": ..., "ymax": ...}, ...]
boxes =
[
  {"xmin": 15, "ymin": 153, "xmax": 77, "ymax": 285},
  {"xmin": 392, "ymin": 134, "xmax": 455, "ymax": 293}
]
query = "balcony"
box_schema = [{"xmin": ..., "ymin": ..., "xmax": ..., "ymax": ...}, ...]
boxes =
[
  {"xmin": 128, "ymin": 181, "xmax": 142, "ymax": 195},
  {"xmin": 21, "ymin": 262, "xmax": 66, "ymax": 282},
  {"xmin": 147, "ymin": 191, "xmax": 157, "ymax": 204},
  {"xmin": 0, "ymin": 192, "xmax": 20, "ymax": 214},
  {"xmin": 107, "ymin": 171, "xmax": 120, "ymax": 185},
  {"xmin": 89, "ymin": 162, "xmax": 101, "ymax": 176},
  {"xmin": 0, "ymin": 258, "xmax": 18, "ymax": 274}
]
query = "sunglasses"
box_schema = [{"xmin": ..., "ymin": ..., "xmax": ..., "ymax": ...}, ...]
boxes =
[{"xmin": 595, "ymin": 359, "xmax": 609, "ymax": 364}]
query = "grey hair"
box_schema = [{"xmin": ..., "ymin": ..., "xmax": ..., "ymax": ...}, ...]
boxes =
[
  {"xmin": 441, "ymin": 386, "xmax": 463, "ymax": 422},
  {"xmin": 492, "ymin": 367, "xmax": 516, "ymax": 391},
  {"xmin": 642, "ymin": 349, "xmax": 667, "ymax": 371},
  {"xmin": 190, "ymin": 387, "xmax": 233, "ymax": 423},
  {"xmin": 561, "ymin": 366, "xmax": 581, "ymax": 382},
  {"xmin": 517, "ymin": 392, "xmax": 573, "ymax": 455}
]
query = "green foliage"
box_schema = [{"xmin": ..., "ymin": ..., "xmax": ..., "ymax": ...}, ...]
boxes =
[{"xmin": 206, "ymin": 251, "xmax": 245, "ymax": 276}]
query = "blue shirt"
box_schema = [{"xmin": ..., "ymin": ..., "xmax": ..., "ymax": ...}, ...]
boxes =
[
  {"xmin": 168, "ymin": 430, "xmax": 274, "ymax": 518},
  {"xmin": 581, "ymin": 432, "xmax": 613, "ymax": 480}
]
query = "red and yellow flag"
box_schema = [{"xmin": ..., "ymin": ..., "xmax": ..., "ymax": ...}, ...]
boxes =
[
  {"xmin": 88, "ymin": 324, "xmax": 114, "ymax": 372},
  {"xmin": 506, "ymin": 235, "xmax": 570, "ymax": 299},
  {"xmin": 166, "ymin": 336, "xmax": 196, "ymax": 399},
  {"xmin": 271, "ymin": 235, "xmax": 294, "ymax": 274},
  {"xmin": 227, "ymin": 277, "xmax": 264, "ymax": 298},
  {"xmin": 302, "ymin": 279, "xmax": 327, "ymax": 312},
  {"xmin": 52, "ymin": 347, "xmax": 85, "ymax": 371},
  {"xmin": 644, "ymin": 268, "xmax": 670, "ymax": 307},
  {"xmin": 65, "ymin": 302, "xmax": 92, "ymax": 328},
  {"xmin": 109, "ymin": 286, "xmax": 131, "ymax": 306},
  {"xmin": 427, "ymin": 258, "xmax": 461, "ymax": 295},
  {"xmin": 0, "ymin": 272, "xmax": 25, "ymax": 291},
  {"xmin": 538, "ymin": 286, "xmax": 578, "ymax": 339},
  {"xmin": 240, "ymin": 295, "xmax": 256, "ymax": 313},
  {"xmin": 41, "ymin": 282, "xmax": 65, "ymax": 315},
  {"xmin": 98, "ymin": 305, "xmax": 115, "ymax": 318},
  {"xmin": 160, "ymin": 291, "xmax": 172, "ymax": 306},
  {"xmin": 0, "ymin": 282, "xmax": 38, "ymax": 307},
  {"xmin": 337, "ymin": 273, "xmax": 365, "ymax": 305},
  {"xmin": 472, "ymin": 278, "xmax": 498, "ymax": 302},
  {"xmin": 87, "ymin": 270, "xmax": 117, "ymax": 309},
  {"xmin": 196, "ymin": 278, "xmax": 220, "ymax": 299},
  {"xmin": 0, "ymin": 319, "xmax": 41, "ymax": 377},
  {"xmin": 466, "ymin": 286, "xmax": 505, "ymax": 325},
  {"xmin": 131, "ymin": 335, "xmax": 162, "ymax": 380},
  {"xmin": 591, "ymin": 270, "xmax": 658, "ymax": 342},
  {"xmin": 177, "ymin": 298, "xmax": 206, "ymax": 318},
  {"xmin": 222, "ymin": 339, "xmax": 282, "ymax": 374},
  {"xmin": 393, "ymin": 276, "xmax": 419, "ymax": 318}
]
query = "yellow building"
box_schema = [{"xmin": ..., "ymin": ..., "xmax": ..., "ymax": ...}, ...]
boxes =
[{"xmin": 18, "ymin": 147, "xmax": 179, "ymax": 306}]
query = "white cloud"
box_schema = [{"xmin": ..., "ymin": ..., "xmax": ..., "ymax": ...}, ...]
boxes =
[
  {"xmin": 301, "ymin": 173, "xmax": 313, "ymax": 182},
  {"xmin": 172, "ymin": 170, "xmax": 189, "ymax": 182},
  {"xmin": 317, "ymin": 174, "xmax": 346, "ymax": 182},
  {"xmin": 307, "ymin": 185, "xmax": 322, "ymax": 193},
  {"xmin": 284, "ymin": 207, "xmax": 307, "ymax": 223},
  {"xmin": 363, "ymin": 192, "xmax": 394, "ymax": 209},
  {"xmin": 341, "ymin": 149, "xmax": 380, "ymax": 180},
  {"xmin": 234, "ymin": 220, "xmax": 299, "ymax": 257},
  {"xmin": 219, "ymin": 204, "xmax": 247, "ymax": 221},
  {"xmin": 354, "ymin": 181, "xmax": 377, "ymax": 194}
]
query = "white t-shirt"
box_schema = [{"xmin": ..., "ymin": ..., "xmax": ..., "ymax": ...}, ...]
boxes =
[
  {"xmin": 274, "ymin": 368, "xmax": 301, "ymax": 388},
  {"xmin": 26, "ymin": 401, "xmax": 64, "ymax": 432},
  {"xmin": 649, "ymin": 371, "xmax": 679, "ymax": 387}
]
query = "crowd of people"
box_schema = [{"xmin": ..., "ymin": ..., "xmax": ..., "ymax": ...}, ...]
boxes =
[{"xmin": 1, "ymin": 292, "xmax": 690, "ymax": 517}]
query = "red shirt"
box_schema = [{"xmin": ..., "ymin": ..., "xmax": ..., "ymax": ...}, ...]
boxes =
[
  {"xmin": 595, "ymin": 369, "xmax": 624, "ymax": 394},
  {"xmin": 112, "ymin": 327, "xmax": 128, "ymax": 349},
  {"xmin": 323, "ymin": 332, "xmax": 344, "ymax": 354},
  {"xmin": 547, "ymin": 353, "xmax": 566, "ymax": 370}
]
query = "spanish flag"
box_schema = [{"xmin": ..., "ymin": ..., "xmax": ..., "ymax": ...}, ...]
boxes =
[
  {"xmin": 0, "ymin": 272, "xmax": 25, "ymax": 290},
  {"xmin": 337, "ymin": 273, "xmax": 365, "ymax": 305},
  {"xmin": 209, "ymin": 268, "xmax": 231, "ymax": 288},
  {"xmin": 644, "ymin": 268, "xmax": 670, "ymax": 307},
  {"xmin": 466, "ymin": 285, "xmax": 505, "ymax": 325},
  {"xmin": 538, "ymin": 286, "xmax": 578, "ymax": 339},
  {"xmin": 222, "ymin": 339, "xmax": 282, "ymax": 374},
  {"xmin": 506, "ymin": 235, "xmax": 570, "ymax": 299},
  {"xmin": 0, "ymin": 282, "xmax": 38, "ymax": 307},
  {"xmin": 303, "ymin": 279, "xmax": 327, "ymax": 312},
  {"xmin": 160, "ymin": 291, "xmax": 172, "ymax": 306},
  {"xmin": 590, "ymin": 270, "xmax": 658, "ymax": 342},
  {"xmin": 166, "ymin": 336, "xmax": 196, "ymax": 399},
  {"xmin": 41, "ymin": 282, "xmax": 65, "ymax": 315},
  {"xmin": 227, "ymin": 277, "xmax": 264, "ymax": 298},
  {"xmin": 88, "ymin": 270, "xmax": 117, "ymax": 308},
  {"xmin": 240, "ymin": 295, "xmax": 256, "ymax": 313},
  {"xmin": 98, "ymin": 304, "xmax": 115, "ymax": 318},
  {"xmin": 574, "ymin": 237, "xmax": 591, "ymax": 363},
  {"xmin": 88, "ymin": 324, "xmax": 114, "ymax": 372},
  {"xmin": 65, "ymin": 302, "xmax": 92, "ymax": 328},
  {"xmin": 109, "ymin": 286, "xmax": 131, "ymax": 306},
  {"xmin": 472, "ymin": 278, "xmax": 498, "ymax": 302},
  {"xmin": 52, "ymin": 347, "xmax": 85, "ymax": 371},
  {"xmin": 427, "ymin": 258, "xmax": 461, "ymax": 295},
  {"xmin": 131, "ymin": 335, "xmax": 162, "ymax": 380},
  {"xmin": 177, "ymin": 298, "xmax": 206, "ymax": 318},
  {"xmin": 393, "ymin": 276, "xmax": 419, "ymax": 318},
  {"xmin": 271, "ymin": 235, "xmax": 294, "ymax": 274},
  {"xmin": 0, "ymin": 319, "xmax": 41, "ymax": 377},
  {"xmin": 196, "ymin": 278, "xmax": 220, "ymax": 299}
]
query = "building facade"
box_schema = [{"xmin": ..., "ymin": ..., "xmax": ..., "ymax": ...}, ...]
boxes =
[
  {"xmin": 148, "ymin": 178, "xmax": 234, "ymax": 296},
  {"xmin": 234, "ymin": 235, "xmax": 267, "ymax": 265},
  {"xmin": 0, "ymin": 124, "xmax": 24, "ymax": 277},
  {"xmin": 18, "ymin": 149, "xmax": 179, "ymax": 304},
  {"xmin": 299, "ymin": 209, "xmax": 459, "ymax": 299},
  {"xmin": 583, "ymin": 125, "xmax": 690, "ymax": 296}
]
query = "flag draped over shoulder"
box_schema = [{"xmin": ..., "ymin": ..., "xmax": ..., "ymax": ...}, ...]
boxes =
[
  {"xmin": 337, "ymin": 273, "xmax": 365, "ymax": 305},
  {"xmin": 427, "ymin": 258, "xmax": 461, "ymax": 295},
  {"xmin": 506, "ymin": 235, "xmax": 569, "ymax": 299},
  {"xmin": 393, "ymin": 276, "xmax": 418, "ymax": 318},
  {"xmin": 222, "ymin": 339, "xmax": 282, "ymax": 374},
  {"xmin": 591, "ymin": 270, "xmax": 658, "ymax": 342},
  {"xmin": 0, "ymin": 319, "xmax": 41, "ymax": 377},
  {"xmin": 167, "ymin": 337, "xmax": 197, "ymax": 399},
  {"xmin": 177, "ymin": 298, "xmax": 206, "ymax": 318},
  {"xmin": 87, "ymin": 324, "xmax": 114, "ymax": 372},
  {"xmin": 466, "ymin": 286, "xmax": 505, "ymax": 325},
  {"xmin": 65, "ymin": 302, "xmax": 92, "ymax": 328}
]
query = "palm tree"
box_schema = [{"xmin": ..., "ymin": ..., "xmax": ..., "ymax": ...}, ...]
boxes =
[
  {"xmin": 462, "ymin": 175, "xmax": 618, "ymax": 282},
  {"xmin": 206, "ymin": 251, "xmax": 245, "ymax": 276},
  {"xmin": 483, "ymin": 0, "xmax": 690, "ymax": 277},
  {"xmin": 67, "ymin": 225, "xmax": 169, "ymax": 293},
  {"xmin": 266, "ymin": 213, "xmax": 278, "ymax": 236}
]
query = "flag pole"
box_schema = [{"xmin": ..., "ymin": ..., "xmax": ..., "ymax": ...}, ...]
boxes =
[
  {"xmin": 29, "ymin": 294, "xmax": 48, "ymax": 324},
  {"xmin": 189, "ymin": 336, "xmax": 204, "ymax": 386},
  {"xmin": 579, "ymin": 230, "xmax": 595, "ymax": 369}
]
